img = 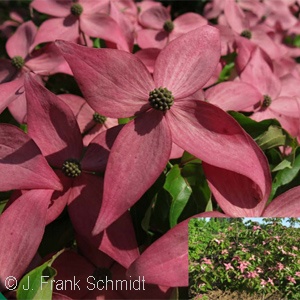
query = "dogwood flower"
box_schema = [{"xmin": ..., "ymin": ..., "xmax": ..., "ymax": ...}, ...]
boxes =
[
  {"xmin": 57, "ymin": 25, "xmax": 271, "ymax": 233},
  {"xmin": 238, "ymin": 261, "xmax": 250, "ymax": 273},
  {"xmin": 0, "ymin": 21, "xmax": 71, "ymax": 122},
  {"xmin": 245, "ymin": 271, "xmax": 259, "ymax": 278},
  {"xmin": 224, "ymin": 262, "xmax": 234, "ymax": 271},
  {"xmin": 261, "ymin": 279, "xmax": 267, "ymax": 286},
  {"xmin": 287, "ymin": 276, "xmax": 296, "ymax": 284},
  {"xmin": 136, "ymin": 5, "xmax": 207, "ymax": 49},
  {"xmin": 277, "ymin": 262, "xmax": 284, "ymax": 271},
  {"xmin": 202, "ymin": 258, "xmax": 213, "ymax": 265}
]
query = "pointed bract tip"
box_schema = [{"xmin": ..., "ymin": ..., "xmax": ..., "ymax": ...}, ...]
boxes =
[
  {"xmin": 52, "ymin": 178, "xmax": 64, "ymax": 191},
  {"xmin": 54, "ymin": 39, "xmax": 81, "ymax": 54},
  {"xmin": 92, "ymin": 213, "xmax": 115, "ymax": 235},
  {"xmin": 54, "ymin": 39, "xmax": 64, "ymax": 47},
  {"xmin": 54, "ymin": 40, "xmax": 70, "ymax": 53},
  {"xmin": 92, "ymin": 221, "xmax": 105, "ymax": 236}
]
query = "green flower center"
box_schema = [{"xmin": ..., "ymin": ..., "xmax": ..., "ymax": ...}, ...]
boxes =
[
  {"xmin": 163, "ymin": 20, "xmax": 174, "ymax": 33},
  {"xmin": 92, "ymin": 268, "xmax": 112, "ymax": 283},
  {"xmin": 262, "ymin": 95, "xmax": 272, "ymax": 108},
  {"xmin": 240, "ymin": 30, "xmax": 252, "ymax": 39},
  {"xmin": 11, "ymin": 56, "xmax": 25, "ymax": 69},
  {"xmin": 71, "ymin": 3, "xmax": 83, "ymax": 16},
  {"xmin": 261, "ymin": 15, "xmax": 266, "ymax": 22},
  {"xmin": 62, "ymin": 159, "xmax": 81, "ymax": 178},
  {"xmin": 149, "ymin": 87, "xmax": 174, "ymax": 111},
  {"xmin": 93, "ymin": 113, "xmax": 107, "ymax": 124}
]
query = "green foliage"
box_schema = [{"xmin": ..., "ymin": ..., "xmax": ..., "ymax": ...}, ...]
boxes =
[
  {"xmin": 218, "ymin": 62, "xmax": 235, "ymax": 82},
  {"xmin": 270, "ymin": 147, "xmax": 300, "ymax": 199},
  {"xmin": 133, "ymin": 153, "xmax": 212, "ymax": 245},
  {"xmin": 16, "ymin": 251, "xmax": 65, "ymax": 300},
  {"xmin": 255, "ymin": 125, "xmax": 290, "ymax": 150},
  {"xmin": 189, "ymin": 218, "xmax": 232, "ymax": 263},
  {"xmin": 180, "ymin": 154, "xmax": 212, "ymax": 217},
  {"xmin": 228, "ymin": 112, "xmax": 300, "ymax": 202},
  {"xmin": 164, "ymin": 164, "xmax": 192, "ymax": 228}
]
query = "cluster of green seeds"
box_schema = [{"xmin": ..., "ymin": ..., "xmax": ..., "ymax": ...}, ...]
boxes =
[
  {"xmin": 148, "ymin": 87, "xmax": 174, "ymax": 111},
  {"xmin": 163, "ymin": 20, "xmax": 174, "ymax": 33},
  {"xmin": 11, "ymin": 56, "xmax": 25, "ymax": 69},
  {"xmin": 71, "ymin": 3, "xmax": 83, "ymax": 16},
  {"xmin": 240, "ymin": 30, "xmax": 252, "ymax": 39},
  {"xmin": 62, "ymin": 159, "xmax": 82, "ymax": 178},
  {"xmin": 262, "ymin": 95, "xmax": 272, "ymax": 108},
  {"xmin": 93, "ymin": 113, "xmax": 107, "ymax": 124}
]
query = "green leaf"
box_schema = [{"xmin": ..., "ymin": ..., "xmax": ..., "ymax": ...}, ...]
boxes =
[
  {"xmin": 180, "ymin": 162, "xmax": 211, "ymax": 216},
  {"xmin": 0, "ymin": 191, "xmax": 11, "ymax": 214},
  {"xmin": 92, "ymin": 38, "xmax": 106, "ymax": 48},
  {"xmin": 181, "ymin": 151, "xmax": 201, "ymax": 165},
  {"xmin": 271, "ymin": 147, "xmax": 300, "ymax": 199},
  {"xmin": 19, "ymin": 124, "xmax": 27, "ymax": 133},
  {"xmin": 205, "ymin": 196, "xmax": 213, "ymax": 212},
  {"xmin": 17, "ymin": 251, "xmax": 64, "ymax": 300},
  {"xmin": 200, "ymin": 277, "xmax": 212, "ymax": 290},
  {"xmin": 265, "ymin": 148, "xmax": 283, "ymax": 170},
  {"xmin": 150, "ymin": 189, "xmax": 172, "ymax": 233},
  {"xmin": 17, "ymin": 264, "xmax": 56, "ymax": 300},
  {"xmin": 255, "ymin": 125, "xmax": 287, "ymax": 150},
  {"xmin": 272, "ymin": 159, "xmax": 292, "ymax": 172},
  {"xmin": 141, "ymin": 200, "xmax": 154, "ymax": 235},
  {"xmin": 164, "ymin": 165, "xmax": 192, "ymax": 228},
  {"xmin": 221, "ymin": 52, "xmax": 237, "ymax": 64},
  {"xmin": 228, "ymin": 112, "xmax": 281, "ymax": 139},
  {"xmin": 229, "ymin": 112, "xmax": 298, "ymax": 151},
  {"xmin": 93, "ymin": 38, "xmax": 101, "ymax": 48},
  {"xmin": 0, "ymin": 200, "xmax": 8, "ymax": 215},
  {"xmin": 218, "ymin": 62, "xmax": 235, "ymax": 82},
  {"xmin": 294, "ymin": 35, "xmax": 300, "ymax": 47},
  {"xmin": 137, "ymin": 173, "xmax": 170, "ymax": 238}
]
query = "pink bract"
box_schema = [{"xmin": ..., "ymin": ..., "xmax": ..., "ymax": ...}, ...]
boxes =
[{"xmin": 0, "ymin": 190, "xmax": 54, "ymax": 291}]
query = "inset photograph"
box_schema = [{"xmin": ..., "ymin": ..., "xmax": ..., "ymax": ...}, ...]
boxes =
[{"xmin": 189, "ymin": 218, "xmax": 300, "ymax": 300}]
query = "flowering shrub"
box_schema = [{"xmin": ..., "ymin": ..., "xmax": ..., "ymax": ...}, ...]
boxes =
[
  {"xmin": 1, "ymin": 0, "xmax": 300, "ymax": 299},
  {"xmin": 189, "ymin": 218, "xmax": 300, "ymax": 299}
]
